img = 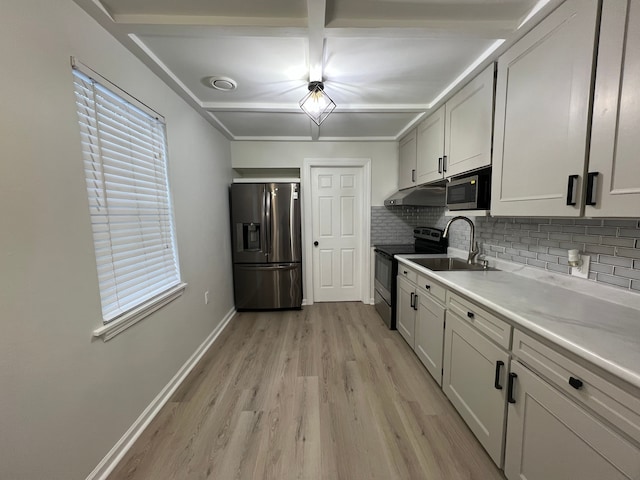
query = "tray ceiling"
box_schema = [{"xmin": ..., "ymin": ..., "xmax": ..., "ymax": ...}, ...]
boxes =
[{"xmin": 73, "ymin": 0, "xmax": 559, "ymax": 141}]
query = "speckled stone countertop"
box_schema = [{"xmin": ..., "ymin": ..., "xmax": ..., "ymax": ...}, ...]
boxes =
[{"xmin": 396, "ymin": 253, "xmax": 640, "ymax": 391}]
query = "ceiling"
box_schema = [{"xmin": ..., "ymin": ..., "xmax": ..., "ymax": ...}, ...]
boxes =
[{"xmin": 73, "ymin": 0, "xmax": 559, "ymax": 141}]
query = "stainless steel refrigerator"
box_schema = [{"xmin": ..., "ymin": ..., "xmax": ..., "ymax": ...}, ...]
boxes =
[{"xmin": 230, "ymin": 183, "xmax": 302, "ymax": 310}]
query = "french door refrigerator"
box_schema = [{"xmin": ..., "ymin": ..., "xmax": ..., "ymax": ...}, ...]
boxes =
[{"xmin": 230, "ymin": 183, "xmax": 302, "ymax": 310}]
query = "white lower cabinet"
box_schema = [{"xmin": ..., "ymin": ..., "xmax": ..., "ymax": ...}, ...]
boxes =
[
  {"xmin": 443, "ymin": 310, "xmax": 510, "ymax": 466},
  {"xmin": 397, "ymin": 274, "xmax": 417, "ymax": 349},
  {"xmin": 414, "ymin": 286, "xmax": 445, "ymax": 386},
  {"xmin": 505, "ymin": 360, "xmax": 640, "ymax": 480},
  {"xmin": 397, "ymin": 267, "xmax": 447, "ymax": 385}
]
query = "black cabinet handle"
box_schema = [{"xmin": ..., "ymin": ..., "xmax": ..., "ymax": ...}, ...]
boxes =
[
  {"xmin": 494, "ymin": 361, "xmax": 504, "ymax": 390},
  {"xmin": 443, "ymin": 155, "xmax": 447, "ymax": 172},
  {"xmin": 586, "ymin": 172, "xmax": 599, "ymax": 206},
  {"xmin": 508, "ymin": 372, "xmax": 518, "ymax": 404},
  {"xmin": 566, "ymin": 174, "xmax": 579, "ymax": 206},
  {"xmin": 403, "ymin": 270, "xmax": 408, "ymax": 275},
  {"xmin": 425, "ymin": 284, "xmax": 431, "ymax": 290},
  {"xmin": 314, "ymin": 241, "xmax": 319, "ymax": 246},
  {"xmin": 467, "ymin": 311, "xmax": 475, "ymax": 319},
  {"xmin": 569, "ymin": 376, "xmax": 583, "ymax": 390},
  {"xmin": 410, "ymin": 292, "xmax": 415, "ymax": 308},
  {"xmin": 413, "ymin": 295, "xmax": 419, "ymax": 311},
  {"xmin": 411, "ymin": 169, "xmax": 416, "ymax": 183},
  {"xmin": 438, "ymin": 157, "xmax": 443, "ymax": 174}
]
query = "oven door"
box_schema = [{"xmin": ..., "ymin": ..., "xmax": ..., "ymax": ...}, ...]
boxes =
[{"xmin": 374, "ymin": 249, "xmax": 393, "ymax": 304}]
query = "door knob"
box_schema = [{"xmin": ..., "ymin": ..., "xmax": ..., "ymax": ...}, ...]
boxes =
[{"xmin": 314, "ymin": 241, "xmax": 319, "ymax": 247}]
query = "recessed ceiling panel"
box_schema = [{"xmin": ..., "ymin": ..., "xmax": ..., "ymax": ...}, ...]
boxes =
[
  {"xmin": 213, "ymin": 112, "xmax": 314, "ymax": 137},
  {"xmin": 326, "ymin": 0, "xmax": 536, "ymax": 29},
  {"xmin": 324, "ymin": 36, "xmax": 494, "ymax": 105},
  {"xmin": 101, "ymin": 0, "xmax": 307, "ymax": 18},
  {"xmin": 317, "ymin": 112, "xmax": 421, "ymax": 138},
  {"xmin": 138, "ymin": 34, "xmax": 309, "ymax": 104}
]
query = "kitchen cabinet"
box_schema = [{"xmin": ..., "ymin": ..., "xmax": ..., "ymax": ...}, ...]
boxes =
[
  {"xmin": 587, "ymin": 0, "xmax": 640, "ymax": 217},
  {"xmin": 415, "ymin": 64, "xmax": 494, "ymax": 186},
  {"xmin": 443, "ymin": 292, "xmax": 511, "ymax": 466},
  {"xmin": 491, "ymin": 0, "xmax": 600, "ymax": 217},
  {"xmin": 397, "ymin": 273, "xmax": 417, "ymax": 348},
  {"xmin": 415, "ymin": 106, "xmax": 445, "ymax": 185},
  {"xmin": 398, "ymin": 129, "xmax": 417, "ymax": 190},
  {"xmin": 444, "ymin": 63, "xmax": 494, "ymax": 178},
  {"xmin": 397, "ymin": 266, "xmax": 447, "ymax": 385},
  {"xmin": 505, "ymin": 329, "xmax": 640, "ymax": 479},
  {"xmin": 414, "ymin": 277, "xmax": 447, "ymax": 386}
]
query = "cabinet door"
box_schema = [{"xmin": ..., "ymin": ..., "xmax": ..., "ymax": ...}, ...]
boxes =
[
  {"xmin": 505, "ymin": 361, "xmax": 640, "ymax": 480},
  {"xmin": 396, "ymin": 275, "xmax": 416, "ymax": 349},
  {"xmin": 444, "ymin": 64, "xmax": 494, "ymax": 178},
  {"xmin": 443, "ymin": 311, "xmax": 509, "ymax": 466},
  {"xmin": 414, "ymin": 289, "xmax": 445, "ymax": 386},
  {"xmin": 416, "ymin": 106, "xmax": 445, "ymax": 185},
  {"xmin": 398, "ymin": 130, "xmax": 417, "ymax": 190},
  {"xmin": 588, "ymin": 0, "xmax": 640, "ymax": 217},
  {"xmin": 491, "ymin": 0, "xmax": 599, "ymax": 217}
]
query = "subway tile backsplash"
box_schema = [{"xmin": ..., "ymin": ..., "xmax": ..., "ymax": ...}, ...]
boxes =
[{"xmin": 371, "ymin": 205, "xmax": 640, "ymax": 293}]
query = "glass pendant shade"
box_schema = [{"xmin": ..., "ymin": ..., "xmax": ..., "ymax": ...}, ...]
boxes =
[{"xmin": 299, "ymin": 81, "xmax": 336, "ymax": 126}]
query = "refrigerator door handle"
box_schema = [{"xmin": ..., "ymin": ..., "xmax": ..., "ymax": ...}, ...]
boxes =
[{"xmin": 264, "ymin": 188, "xmax": 271, "ymax": 257}]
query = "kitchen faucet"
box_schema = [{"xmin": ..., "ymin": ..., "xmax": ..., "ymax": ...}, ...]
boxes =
[{"xmin": 443, "ymin": 216, "xmax": 479, "ymax": 264}]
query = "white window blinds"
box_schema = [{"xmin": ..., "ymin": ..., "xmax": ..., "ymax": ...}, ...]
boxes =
[{"xmin": 72, "ymin": 67, "xmax": 181, "ymax": 323}]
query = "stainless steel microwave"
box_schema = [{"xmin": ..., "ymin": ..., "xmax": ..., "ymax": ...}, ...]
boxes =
[{"xmin": 446, "ymin": 172, "xmax": 491, "ymax": 210}]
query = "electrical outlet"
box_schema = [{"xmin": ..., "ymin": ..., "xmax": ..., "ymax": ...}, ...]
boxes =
[
  {"xmin": 570, "ymin": 255, "xmax": 590, "ymax": 279},
  {"xmin": 204, "ymin": 291, "xmax": 209, "ymax": 304}
]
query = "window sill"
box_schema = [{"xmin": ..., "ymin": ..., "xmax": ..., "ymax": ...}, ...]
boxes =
[{"xmin": 92, "ymin": 283, "xmax": 187, "ymax": 341}]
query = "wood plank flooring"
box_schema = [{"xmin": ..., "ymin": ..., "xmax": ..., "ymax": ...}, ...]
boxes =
[{"xmin": 108, "ymin": 303, "xmax": 504, "ymax": 480}]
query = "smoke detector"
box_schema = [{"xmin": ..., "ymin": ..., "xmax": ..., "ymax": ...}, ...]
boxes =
[{"xmin": 207, "ymin": 76, "xmax": 237, "ymax": 91}]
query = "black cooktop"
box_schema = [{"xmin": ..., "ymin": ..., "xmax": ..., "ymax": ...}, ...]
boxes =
[{"xmin": 375, "ymin": 227, "xmax": 448, "ymax": 256}]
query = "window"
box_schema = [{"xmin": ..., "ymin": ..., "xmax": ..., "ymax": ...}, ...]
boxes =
[{"xmin": 72, "ymin": 60, "xmax": 183, "ymax": 332}]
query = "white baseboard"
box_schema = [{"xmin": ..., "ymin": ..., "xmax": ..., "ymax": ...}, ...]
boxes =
[{"xmin": 86, "ymin": 307, "xmax": 237, "ymax": 480}]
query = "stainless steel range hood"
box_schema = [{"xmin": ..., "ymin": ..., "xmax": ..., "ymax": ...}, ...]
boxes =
[{"xmin": 384, "ymin": 185, "xmax": 446, "ymax": 207}]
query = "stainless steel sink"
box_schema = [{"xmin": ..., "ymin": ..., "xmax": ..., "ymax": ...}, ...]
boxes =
[{"xmin": 410, "ymin": 257, "xmax": 497, "ymax": 271}]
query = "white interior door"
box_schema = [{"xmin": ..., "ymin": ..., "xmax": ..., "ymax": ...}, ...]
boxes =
[{"xmin": 311, "ymin": 167, "xmax": 363, "ymax": 302}]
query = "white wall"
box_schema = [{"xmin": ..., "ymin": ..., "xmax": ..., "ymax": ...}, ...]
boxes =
[
  {"xmin": 0, "ymin": 2, "xmax": 234, "ymax": 479},
  {"xmin": 231, "ymin": 141, "xmax": 399, "ymax": 206}
]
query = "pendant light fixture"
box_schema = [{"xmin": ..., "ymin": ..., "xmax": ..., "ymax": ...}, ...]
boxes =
[{"xmin": 299, "ymin": 81, "xmax": 336, "ymax": 126}]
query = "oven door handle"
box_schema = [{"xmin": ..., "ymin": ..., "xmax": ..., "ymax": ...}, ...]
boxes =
[{"xmin": 374, "ymin": 249, "xmax": 393, "ymax": 261}]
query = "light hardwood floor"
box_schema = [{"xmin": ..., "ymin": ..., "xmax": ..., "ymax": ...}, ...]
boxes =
[{"xmin": 108, "ymin": 303, "xmax": 504, "ymax": 480}]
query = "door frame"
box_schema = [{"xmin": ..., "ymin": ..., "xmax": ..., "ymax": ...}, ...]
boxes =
[{"xmin": 302, "ymin": 158, "xmax": 371, "ymax": 305}]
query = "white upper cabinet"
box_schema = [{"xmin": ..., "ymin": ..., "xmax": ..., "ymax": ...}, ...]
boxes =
[
  {"xmin": 416, "ymin": 106, "xmax": 445, "ymax": 185},
  {"xmin": 415, "ymin": 64, "xmax": 495, "ymax": 186},
  {"xmin": 444, "ymin": 64, "xmax": 495, "ymax": 178},
  {"xmin": 398, "ymin": 129, "xmax": 417, "ymax": 190},
  {"xmin": 587, "ymin": 0, "xmax": 640, "ymax": 217},
  {"xmin": 491, "ymin": 0, "xmax": 600, "ymax": 217}
]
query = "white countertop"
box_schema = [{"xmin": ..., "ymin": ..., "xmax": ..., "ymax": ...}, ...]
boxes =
[{"xmin": 396, "ymin": 254, "xmax": 640, "ymax": 391}]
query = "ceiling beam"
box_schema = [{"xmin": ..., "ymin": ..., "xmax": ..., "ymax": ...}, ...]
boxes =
[
  {"xmin": 306, "ymin": 0, "xmax": 326, "ymax": 82},
  {"xmin": 113, "ymin": 14, "xmax": 306, "ymax": 28},
  {"xmin": 201, "ymin": 103, "xmax": 429, "ymax": 113}
]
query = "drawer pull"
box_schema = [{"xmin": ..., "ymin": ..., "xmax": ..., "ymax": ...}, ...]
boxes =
[
  {"xmin": 403, "ymin": 270, "xmax": 408, "ymax": 275},
  {"xmin": 425, "ymin": 284, "xmax": 431, "ymax": 290},
  {"xmin": 494, "ymin": 360, "xmax": 504, "ymax": 390},
  {"xmin": 569, "ymin": 376, "xmax": 584, "ymax": 390},
  {"xmin": 410, "ymin": 292, "xmax": 415, "ymax": 308},
  {"xmin": 508, "ymin": 372, "xmax": 518, "ymax": 404},
  {"xmin": 467, "ymin": 311, "xmax": 475, "ymax": 319}
]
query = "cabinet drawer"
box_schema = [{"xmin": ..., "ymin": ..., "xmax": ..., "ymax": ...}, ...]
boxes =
[
  {"xmin": 447, "ymin": 292, "xmax": 512, "ymax": 349},
  {"xmin": 398, "ymin": 266, "xmax": 417, "ymax": 284},
  {"xmin": 417, "ymin": 273, "xmax": 446, "ymax": 304},
  {"xmin": 513, "ymin": 329, "xmax": 640, "ymax": 446}
]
